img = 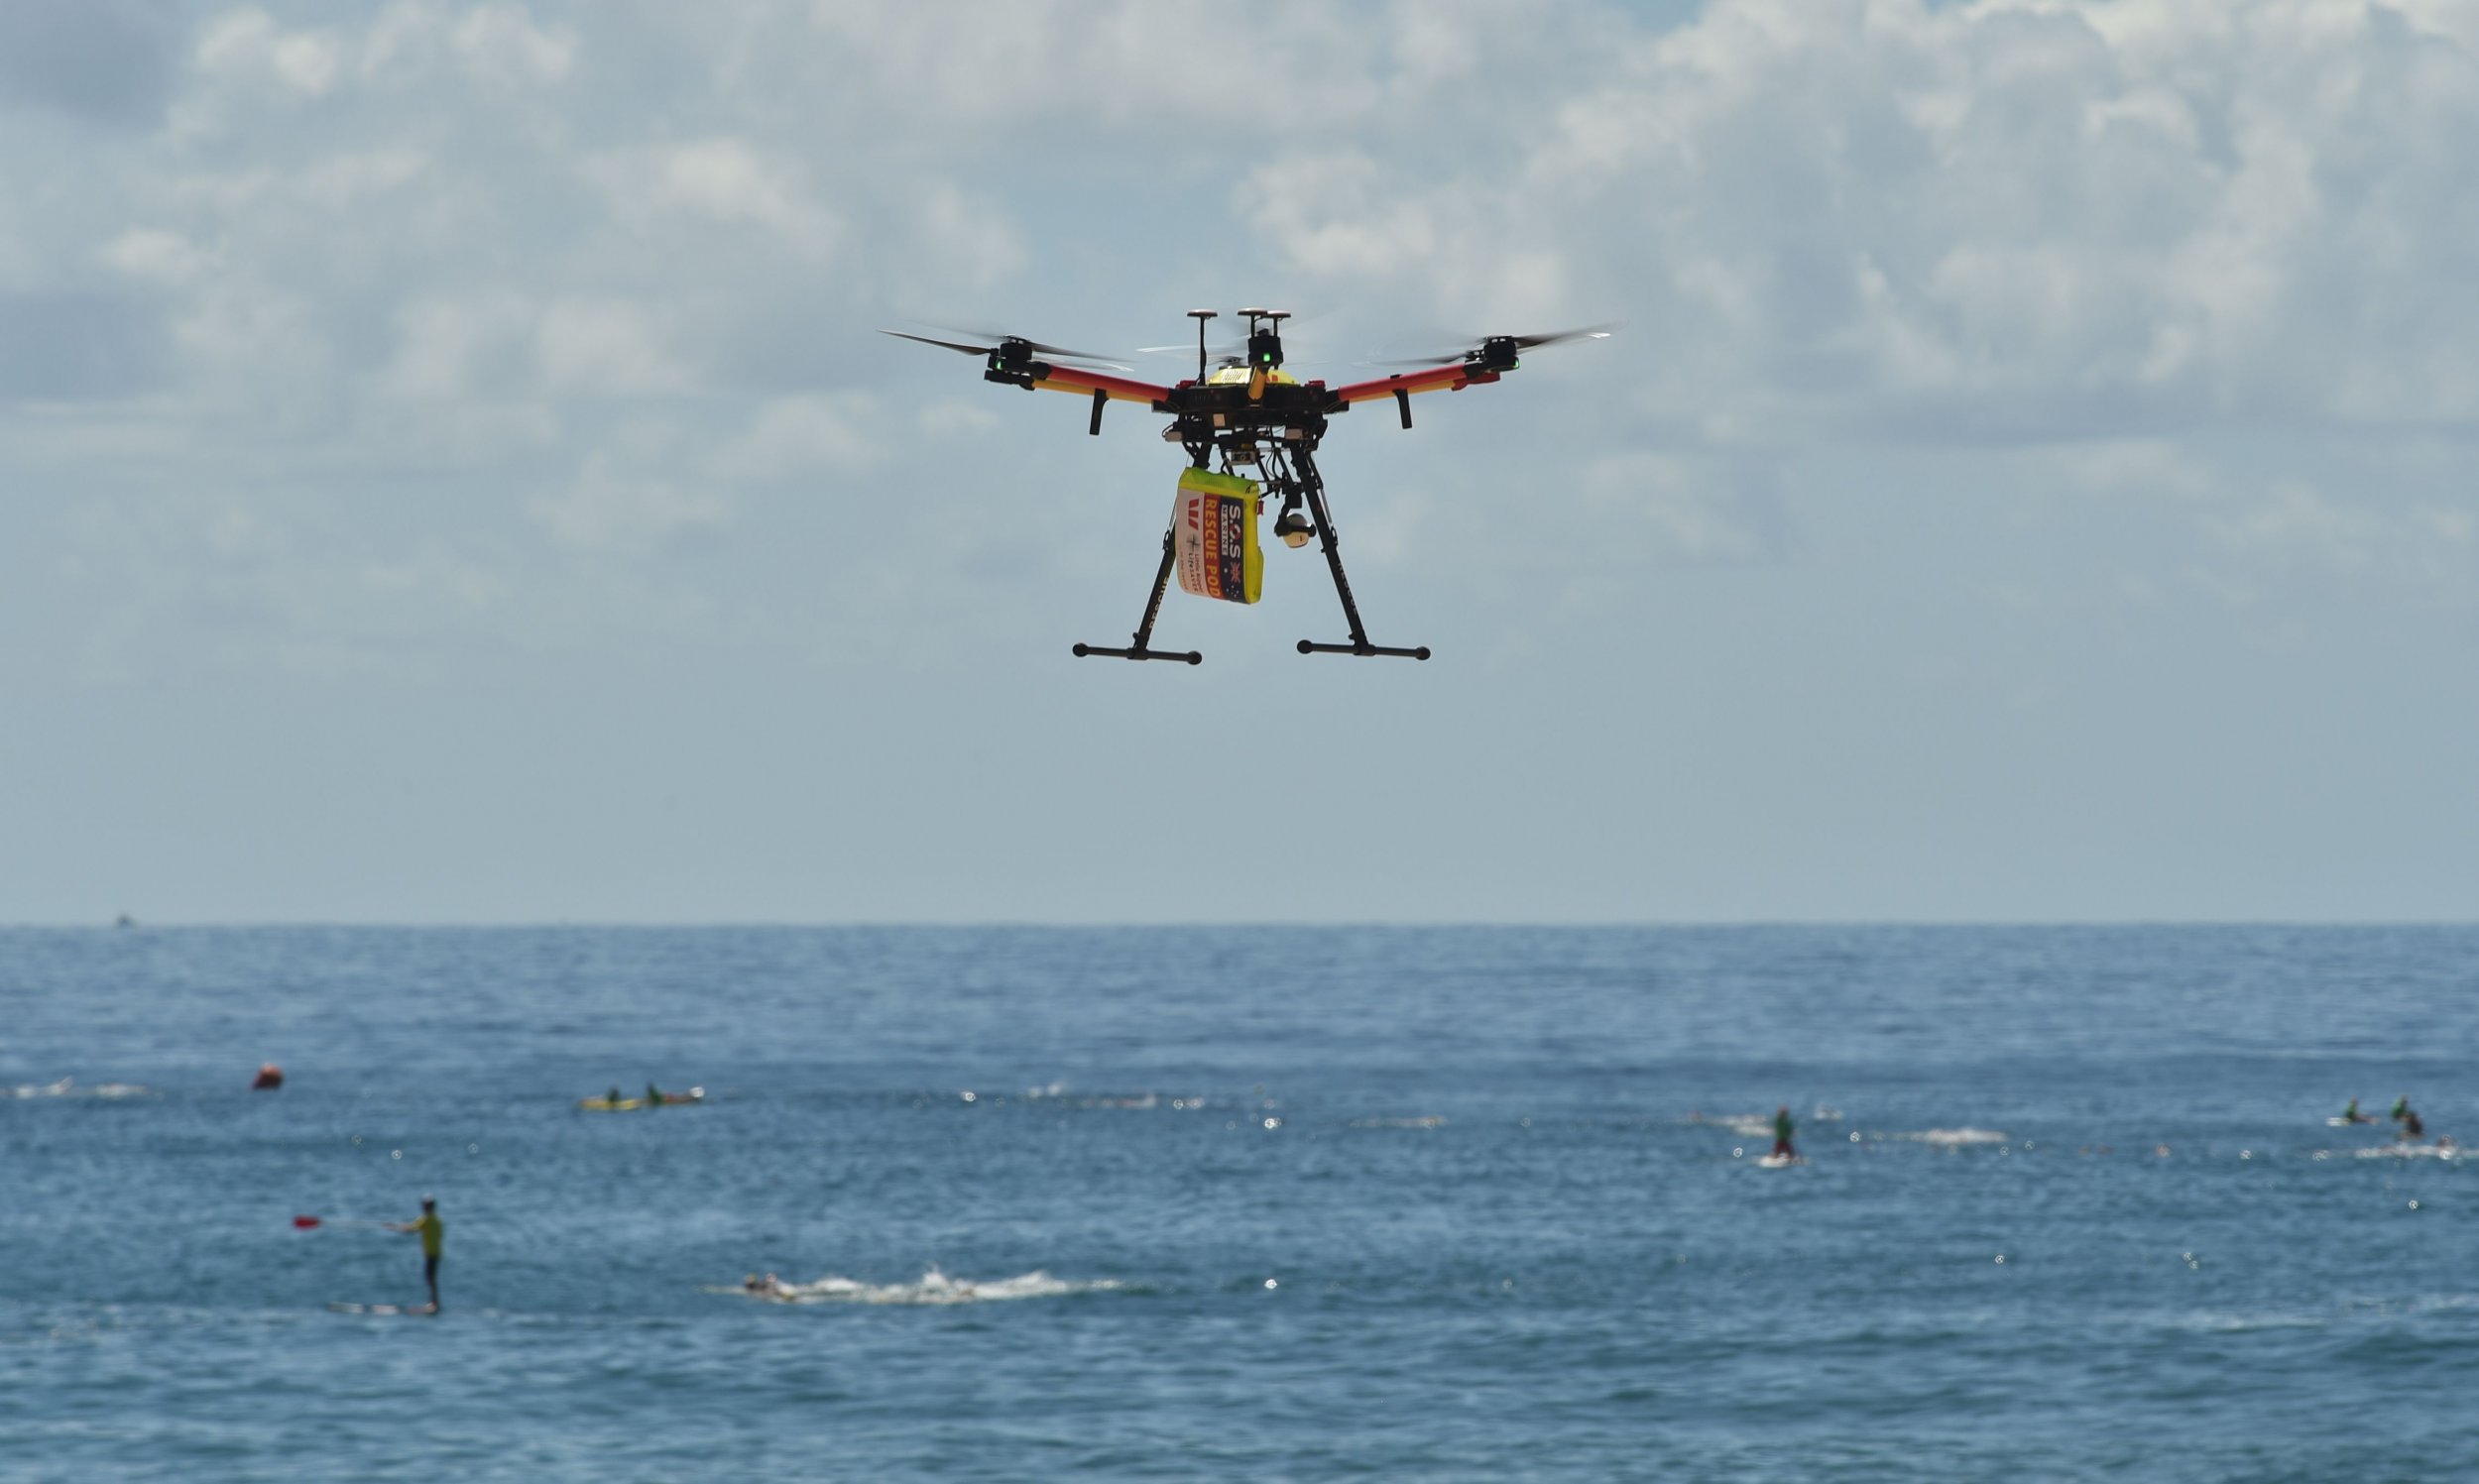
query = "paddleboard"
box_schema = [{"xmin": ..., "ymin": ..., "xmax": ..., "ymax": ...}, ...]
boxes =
[
  {"xmin": 2326, "ymin": 1116, "xmax": 2376, "ymax": 1128},
  {"xmin": 1756, "ymin": 1153, "xmax": 1804, "ymax": 1169},
  {"xmin": 328, "ymin": 1302, "xmax": 436, "ymax": 1316}
]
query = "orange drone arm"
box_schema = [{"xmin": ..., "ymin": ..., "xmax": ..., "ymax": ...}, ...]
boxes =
[
  {"xmin": 1328, "ymin": 363, "xmax": 1503, "ymax": 407},
  {"xmin": 1030, "ymin": 363, "xmax": 1174, "ymax": 407}
]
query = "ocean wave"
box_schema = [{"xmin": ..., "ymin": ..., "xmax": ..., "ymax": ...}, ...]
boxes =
[
  {"xmin": 717, "ymin": 1269, "xmax": 1123, "ymax": 1306},
  {"xmin": 5, "ymin": 1079, "xmax": 150, "ymax": 1099},
  {"xmin": 1898, "ymin": 1128, "xmax": 2009, "ymax": 1146}
]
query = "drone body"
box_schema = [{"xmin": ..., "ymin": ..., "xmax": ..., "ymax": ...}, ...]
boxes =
[{"xmin": 885, "ymin": 310, "xmax": 1610, "ymax": 664}]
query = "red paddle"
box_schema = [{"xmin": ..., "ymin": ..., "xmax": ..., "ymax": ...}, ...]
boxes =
[{"xmin": 294, "ymin": 1214, "xmax": 392, "ymax": 1230}]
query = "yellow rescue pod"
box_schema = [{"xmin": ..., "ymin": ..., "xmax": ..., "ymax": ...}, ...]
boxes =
[{"xmin": 1172, "ymin": 467, "xmax": 1263, "ymax": 606}]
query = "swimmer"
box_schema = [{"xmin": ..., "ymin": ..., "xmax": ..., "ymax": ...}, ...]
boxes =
[
  {"xmin": 2399, "ymin": 1108, "xmax": 2425, "ymax": 1141},
  {"xmin": 743, "ymin": 1272, "xmax": 788, "ymax": 1299}
]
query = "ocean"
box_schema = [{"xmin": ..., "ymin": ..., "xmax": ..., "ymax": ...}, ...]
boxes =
[{"xmin": 2, "ymin": 925, "xmax": 2472, "ymax": 1480}]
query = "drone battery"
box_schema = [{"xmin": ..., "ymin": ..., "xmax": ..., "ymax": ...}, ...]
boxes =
[{"xmin": 1172, "ymin": 467, "xmax": 1263, "ymax": 605}]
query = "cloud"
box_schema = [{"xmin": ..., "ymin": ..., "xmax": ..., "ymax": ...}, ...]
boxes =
[
  {"xmin": 534, "ymin": 298, "xmax": 693, "ymax": 397},
  {"xmin": 1582, "ymin": 452, "xmax": 1775, "ymax": 564},
  {"xmin": 1241, "ymin": 0, "xmax": 2479, "ymax": 441},
  {"xmin": 532, "ymin": 454, "xmax": 730, "ymax": 553},
  {"xmin": 710, "ymin": 393, "xmax": 882, "ymax": 481},
  {"xmin": 194, "ymin": 7, "xmax": 343, "ymax": 98},
  {"xmin": 99, "ymin": 229, "xmax": 215, "ymax": 287},
  {"xmin": 447, "ymin": 3, "xmax": 574, "ymax": 88},
  {"xmin": 588, "ymin": 138, "xmax": 839, "ymax": 261}
]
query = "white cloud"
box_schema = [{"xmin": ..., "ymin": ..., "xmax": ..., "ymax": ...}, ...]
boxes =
[
  {"xmin": 588, "ymin": 139, "xmax": 839, "ymax": 261},
  {"xmin": 100, "ymin": 229, "xmax": 215, "ymax": 287},
  {"xmin": 534, "ymin": 298, "xmax": 693, "ymax": 398},
  {"xmin": 384, "ymin": 292, "xmax": 534, "ymax": 400},
  {"xmin": 916, "ymin": 400, "xmax": 999, "ymax": 438},
  {"xmin": 532, "ymin": 455, "xmax": 730, "ymax": 553},
  {"xmin": 711, "ymin": 393, "xmax": 882, "ymax": 481},
  {"xmin": 195, "ymin": 8, "xmax": 342, "ymax": 98},
  {"xmin": 450, "ymin": 4, "xmax": 575, "ymax": 88},
  {"xmin": 1241, "ymin": 0, "xmax": 2479, "ymax": 437},
  {"xmin": 1583, "ymin": 452, "xmax": 1771, "ymax": 564}
]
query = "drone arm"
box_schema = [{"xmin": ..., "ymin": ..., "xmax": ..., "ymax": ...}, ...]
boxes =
[
  {"xmin": 1327, "ymin": 362, "xmax": 1502, "ymax": 411},
  {"xmin": 1028, "ymin": 363, "xmax": 1174, "ymax": 408}
]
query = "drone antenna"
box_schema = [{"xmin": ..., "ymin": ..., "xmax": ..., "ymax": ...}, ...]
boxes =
[
  {"xmin": 1239, "ymin": 307, "xmax": 1284, "ymax": 372},
  {"xmin": 1188, "ymin": 309, "xmax": 1217, "ymax": 382}
]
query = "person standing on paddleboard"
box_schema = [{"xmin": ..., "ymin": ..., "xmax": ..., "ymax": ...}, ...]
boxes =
[
  {"xmin": 1771, "ymin": 1105, "xmax": 1797, "ymax": 1161},
  {"xmin": 390, "ymin": 1197, "xmax": 444, "ymax": 1313}
]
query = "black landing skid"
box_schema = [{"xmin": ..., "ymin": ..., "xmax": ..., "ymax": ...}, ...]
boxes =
[{"xmin": 1073, "ymin": 523, "xmax": 1200, "ymax": 663}]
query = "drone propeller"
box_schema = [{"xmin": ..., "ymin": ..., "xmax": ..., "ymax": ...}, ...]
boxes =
[
  {"xmin": 881, "ymin": 326, "xmax": 1131, "ymax": 370},
  {"xmin": 924, "ymin": 323, "xmax": 1129, "ymax": 366},
  {"xmin": 1365, "ymin": 322, "xmax": 1620, "ymax": 368},
  {"xmin": 882, "ymin": 330, "xmax": 1000, "ymax": 357}
]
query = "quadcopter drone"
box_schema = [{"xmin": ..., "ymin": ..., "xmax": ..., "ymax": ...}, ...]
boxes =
[{"xmin": 885, "ymin": 309, "xmax": 1611, "ymax": 664}]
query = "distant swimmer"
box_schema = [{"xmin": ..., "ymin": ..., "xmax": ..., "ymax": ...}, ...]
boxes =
[
  {"xmin": 2399, "ymin": 1107, "xmax": 2425, "ymax": 1142},
  {"xmin": 2390, "ymin": 1095, "xmax": 2410, "ymax": 1124},
  {"xmin": 743, "ymin": 1272, "xmax": 788, "ymax": 1299},
  {"xmin": 1771, "ymin": 1104, "xmax": 1797, "ymax": 1161},
  {"xmin": 2338, "ymin": 1097, "xmax": 2373, "ymax": 1124},
  {"xmin": 389, "ymin": 1197, "xmax": 444, "ymax": 1313}
]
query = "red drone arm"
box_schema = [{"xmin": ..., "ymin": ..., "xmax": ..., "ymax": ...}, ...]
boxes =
[
  {"xmin": 1029, "ymin": 363, "xmax": 1175, "ymax": 407},
  {"xmin": 1327, "ymin": 362, "xmax": 1503, "ymax": 407}
]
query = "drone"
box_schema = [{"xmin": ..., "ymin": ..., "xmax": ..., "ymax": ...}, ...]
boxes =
[{"xmin": 884, "ymin": 309, "xmax": 1612, "ymax": 664}]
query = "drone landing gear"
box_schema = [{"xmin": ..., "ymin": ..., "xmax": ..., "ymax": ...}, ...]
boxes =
[
  {"xmin": 1073, "ymin": 520, "xmax": 1203, "ymax": 664},
  {"xmin": 1299, "ymin": 638, "xmax": 1431, "ymax": 660},
  {"xmin": 1292, "ymin": 452, "xmax": 1430, "ymax": 661}
]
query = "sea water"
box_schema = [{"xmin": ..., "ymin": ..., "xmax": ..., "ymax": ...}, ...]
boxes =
[{"xmin": 1, "ymin": 925, "xmax": 2472, "ymax": 1481}]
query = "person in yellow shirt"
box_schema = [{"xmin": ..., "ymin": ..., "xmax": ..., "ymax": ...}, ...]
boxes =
[{"xmin": 390, "ymin": 1197, "xmax": 445, "ymax": 1313}]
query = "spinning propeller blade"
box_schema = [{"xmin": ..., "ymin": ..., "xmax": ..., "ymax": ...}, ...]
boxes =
[
  {"xmin": 881, "ymin": 330, "xmax": 998, "ymax": 357},
  {"xmin": 880, "ymin": 326, "xmax": 1133, "ymax": 371},
  {"xmin": 1365, "ymin": 323, "xmax": 1621, "ymax": 367},
  {"xmin": 923, "ymin": 323, "xmax": 1130, "ymax": 367}
]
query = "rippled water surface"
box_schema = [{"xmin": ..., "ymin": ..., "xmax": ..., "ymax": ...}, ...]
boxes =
[{"xmin": 2, "ymin": 926, "xmax": 2473, "ymax": 1480}]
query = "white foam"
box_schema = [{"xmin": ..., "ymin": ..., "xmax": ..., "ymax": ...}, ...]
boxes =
[
  {"xmin": 722, "ymin": 1268, "xmax": 1121, "ymax": 1306},
  {"xmin": 1349, "ymin": 1116, "xmax": 1446, "ymax": 1129},
  {"xmin": 1902, "ymin": 1128, "xmax": 2008, "ymax": 1146},
  {"xmin": 2353, "ymin": 1143, "xmax": 2460, "ymax": 1160},
  {"xmin": 5, "ymin": 1079, "xmax": 150, "ymax": 1099}
]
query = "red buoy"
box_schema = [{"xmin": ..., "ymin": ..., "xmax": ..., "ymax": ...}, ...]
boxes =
[{"xmin": 252, "ymin": 1063, "xmax": 284, "ymax": 1090}]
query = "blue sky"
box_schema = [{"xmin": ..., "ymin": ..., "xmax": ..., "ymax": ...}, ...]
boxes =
[{"xmin": 3, "ymin": 0, "xmax": 2474, "ymax": 923}]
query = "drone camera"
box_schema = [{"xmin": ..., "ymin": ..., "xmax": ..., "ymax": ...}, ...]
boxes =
[{"xmin": 1273, "ymin": 500, "xmax": 1314, "ymax": 549}]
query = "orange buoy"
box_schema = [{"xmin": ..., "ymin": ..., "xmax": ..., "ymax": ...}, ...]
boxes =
[{"xmin": 252, "ymin": 1063, "xmax": 284, "ymax": 1090}]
